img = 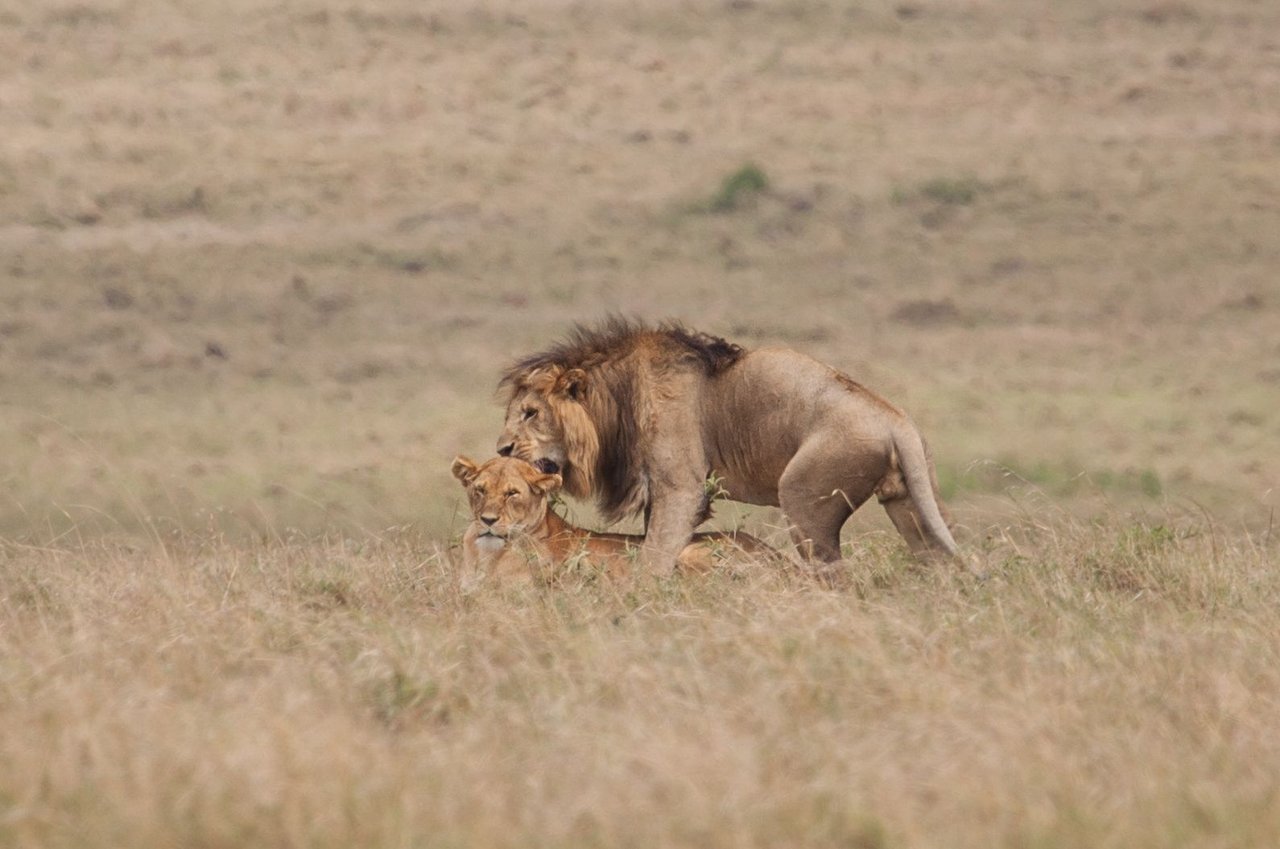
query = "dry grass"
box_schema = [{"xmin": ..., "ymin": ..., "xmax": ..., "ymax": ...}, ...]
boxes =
[
  {"xmin": 2, "ymin": 0, "xmax": 1280, "ymax": 844},
  {"xmin": 3, "ymin": 517, "xmax": 1278, "ymax": 848}
]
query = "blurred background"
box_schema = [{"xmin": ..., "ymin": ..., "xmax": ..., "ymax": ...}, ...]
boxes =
[{"xmin": 2, "ymin": 0, "xmax": 1276, "ymax": 545}]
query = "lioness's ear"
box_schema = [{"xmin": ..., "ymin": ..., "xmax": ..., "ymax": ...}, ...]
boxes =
[
  {"xmin": 451, "ymin": 455, "xmax": 479, "ymax": 484},
  {"xmin": 530, "ymin": 473, "xmax": 563, "ymax": 496},
  {"xmin": 558, "ymin": 368, "xmax": 587, "ymax": 401}
]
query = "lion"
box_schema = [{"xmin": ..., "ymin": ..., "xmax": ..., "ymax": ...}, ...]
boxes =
[
  {"xmin": 451, "ymin": 454, "xmax": 773, "ymax": 583},
  {"xmin": 495, "ymin": 317, "xmax": 965, "ymax": 574}
]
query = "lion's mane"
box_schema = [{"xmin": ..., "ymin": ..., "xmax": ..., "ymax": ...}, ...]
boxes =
[{"xmin": 499, "ymin": 317, "xmax": 743, "ymax": 522}]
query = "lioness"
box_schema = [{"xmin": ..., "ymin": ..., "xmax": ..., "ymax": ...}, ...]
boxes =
[
  {"xmin": 496, "ymin": 318, "xmax": 964, "ymax": 574},
  {"xmin": 452, "ymin": 454, "xmax": 772, "ymax": 583}
]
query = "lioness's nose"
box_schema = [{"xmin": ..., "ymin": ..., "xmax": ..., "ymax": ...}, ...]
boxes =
[
  {"xmin": 481, "ymin": 515, "xmax": 498, "ymax": 527},
  {"xmin": 497, "ymin": 442, "xmax": 514, "ymax": 457}
]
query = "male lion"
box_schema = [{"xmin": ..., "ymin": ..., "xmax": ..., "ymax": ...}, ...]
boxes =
[
  {"xmin": 452, "ymin": 454, "xmax": 772, "ymax": 583},
  {"xmin": 496, "ymin": 318, "xmax": 963, "ymax": 574}
]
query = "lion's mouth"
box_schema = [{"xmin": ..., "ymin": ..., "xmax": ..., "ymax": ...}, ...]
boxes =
[{"xmin": 533, "ymin": 458, "xmax": 561, "ymax": 475}]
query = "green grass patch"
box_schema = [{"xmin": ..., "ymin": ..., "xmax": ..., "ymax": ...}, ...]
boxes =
[{"xmin": 708, "ymin": 163, "xmax": 769, "ymax": 212}]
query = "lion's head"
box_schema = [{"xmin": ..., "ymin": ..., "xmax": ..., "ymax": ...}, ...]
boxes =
[
  {"xmin": 495, "ymin": 365, "xmax": 600, "ymax": 499},
  {"xmin": 451, "ymin": 455, "xmax": 563, "ymax": 547}
]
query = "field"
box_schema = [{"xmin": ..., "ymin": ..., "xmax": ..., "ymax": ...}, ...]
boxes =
[{"xmin": 2, "ymin": 0, "xmax": 1278, "ymax": 845}]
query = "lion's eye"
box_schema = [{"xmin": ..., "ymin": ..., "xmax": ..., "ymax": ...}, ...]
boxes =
[
  {"xmin": 522, "ymin": 408, "xmax": 537, "ymax": 421},
  {"xmin": 505, "ymin": 489, "xmax": 519, "ymax": 498}
]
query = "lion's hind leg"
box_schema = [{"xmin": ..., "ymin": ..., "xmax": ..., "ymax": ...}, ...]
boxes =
[
  {"xmin": 879, "ymin": 493, "xmax": 940, "ymax": 560},
  {"xmin": 778, "ymin": 437, "xmax": 880, "ymax": 563}
]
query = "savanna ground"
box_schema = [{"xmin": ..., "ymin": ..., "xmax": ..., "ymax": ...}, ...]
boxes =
[{"xmin": 1, "ymin": 0, "xmax": 1278, "ymax": 846}]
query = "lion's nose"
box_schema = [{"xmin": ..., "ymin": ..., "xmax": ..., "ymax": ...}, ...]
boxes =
[
  {"xmin": 481, "ymin": 515, "xmax": 498, "ymax": 527},
  {"xmin": 496, "ymin": 443, "xmax": 514, "ymax": 457}
]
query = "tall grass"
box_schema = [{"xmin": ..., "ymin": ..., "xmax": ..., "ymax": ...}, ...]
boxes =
[{"xmin": 2, "ymin": 515, "xmax": 1277, "ymax": 848}]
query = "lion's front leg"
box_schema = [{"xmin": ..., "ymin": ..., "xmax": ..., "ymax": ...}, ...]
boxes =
[
  {"xmin": 641, "ymin": 485, "xmax": 705, "ymax": 575},
  {"xmin": 634, "ymin": 380, "xmax": 710, "ymax": 575}
]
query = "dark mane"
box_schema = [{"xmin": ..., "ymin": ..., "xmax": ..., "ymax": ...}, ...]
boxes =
[{"xmin": 499, "ymin": 316, "xmax": 744, "ymax": 388}]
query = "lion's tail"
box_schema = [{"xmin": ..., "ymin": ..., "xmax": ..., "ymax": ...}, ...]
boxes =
[{"xmin": 890, "ymin": 425, "xmax": 961, "ymax": 559}]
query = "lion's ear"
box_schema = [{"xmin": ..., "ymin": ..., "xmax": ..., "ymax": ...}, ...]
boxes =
[
  {"xmin": 530, "ymin": 473, "xmax": 563, "ymax": 496},
  {"xmin": 451, "ymin": 455, "xmax": 479, "ymax": 485},
  {"xmin": 557, "ymin": 368, "xmax": 587, "ymax": 400},
  {"xmin": 525, "ymin": 367, "xmax": 560, "ymax": 394}
]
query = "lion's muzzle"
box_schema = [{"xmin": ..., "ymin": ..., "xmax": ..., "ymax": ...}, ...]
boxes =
[{"xmin": 495, "ymin": 436, "xmax": 564, "ymax": 478}]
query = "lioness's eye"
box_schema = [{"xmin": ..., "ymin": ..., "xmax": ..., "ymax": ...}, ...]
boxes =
[{"xmin": 522, "ymin": 408, "xmax": 537, "ymax": 421}]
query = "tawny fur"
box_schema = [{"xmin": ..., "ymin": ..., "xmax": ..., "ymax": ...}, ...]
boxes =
[
  {"xmin": 452, "ymin": 455, "xmax": 772, "ymax": 584},
  {"xmin": 495, "ymin": 318, "xmax": 964, "ymax": 574}
]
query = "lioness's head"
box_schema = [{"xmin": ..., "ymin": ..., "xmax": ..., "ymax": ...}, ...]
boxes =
[
  {"xmin": 451, "ymin": 455, "xmax": 563, "ymax": 548},
  {"xmin": 496, "ymin": 365, "xmax": 599, "ymax": 498}
]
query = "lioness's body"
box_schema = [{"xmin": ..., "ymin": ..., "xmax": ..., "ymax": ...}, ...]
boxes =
[
  {"xmin": 497, "ymin": 319, "xmax": 961, "ymax": 574},
  {"xmin": 452, "ymin": 455, "xmax": 771, "ymax": 583}
]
